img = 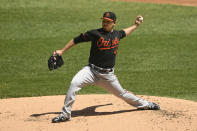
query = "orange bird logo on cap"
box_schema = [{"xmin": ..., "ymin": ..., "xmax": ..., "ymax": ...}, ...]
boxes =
[{"xmin": 106, "ymin": 12, "xmax": 110, "ymax": 17}]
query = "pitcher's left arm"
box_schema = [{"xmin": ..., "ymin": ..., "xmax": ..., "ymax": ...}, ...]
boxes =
[{"xmin": 123, "ymin": 15, "xmax": 143, "ymax": 36}]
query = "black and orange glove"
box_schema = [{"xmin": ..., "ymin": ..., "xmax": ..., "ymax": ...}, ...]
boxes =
[{"xmin": 48, "ymin": 51, "xmax": 64, "ymax": 71}]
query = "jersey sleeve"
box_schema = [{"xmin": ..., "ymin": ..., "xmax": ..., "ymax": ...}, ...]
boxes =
[
  {"xmin": 73, "ymin": 31, "xmax": 94, "ymax": 44},
  {"xmin": 119, "ymin": 30, "xmax": 126, "ymax": 39}
]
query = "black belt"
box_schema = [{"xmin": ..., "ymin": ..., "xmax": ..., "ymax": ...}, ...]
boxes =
[{"xmin": 88, "ymin": 64, "xmax": 113, "ymax": 73}]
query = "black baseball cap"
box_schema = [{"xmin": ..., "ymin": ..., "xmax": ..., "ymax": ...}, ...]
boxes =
[{"xmin": 101, "ymin": 12, "xmax": 116, "ymax": 22}]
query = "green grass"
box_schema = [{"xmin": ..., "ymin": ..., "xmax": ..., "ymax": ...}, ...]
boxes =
[{"xmin": 0, "ymin": 0, "xmax": 197, "ymax": 101}]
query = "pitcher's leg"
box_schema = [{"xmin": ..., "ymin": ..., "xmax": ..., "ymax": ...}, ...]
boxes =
[
  {"xmin": 62, "ymin": 66, "xmax": 97, "ymax": 119},
  {"xmin": 96, "ymin": 73, "xmax": 149, "ymax": 109}
]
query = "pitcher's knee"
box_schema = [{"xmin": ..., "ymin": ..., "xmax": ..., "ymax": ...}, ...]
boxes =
[
  {"xmin": 69, "ymin": 80, "xmax": 83, "ymax": 95},
  {"xmin": 70, "ymin": 78, "xmax": 82, "ymax": 88}
]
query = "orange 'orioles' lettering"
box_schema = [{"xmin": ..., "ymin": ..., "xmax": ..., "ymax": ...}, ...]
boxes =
[
  {"xmin": 97, "ymin": 37, "xmax": 119, "ymax": 54},
  {"xmin": 112, "ymin": 37, "xmax": 119, "ymax": 46}
]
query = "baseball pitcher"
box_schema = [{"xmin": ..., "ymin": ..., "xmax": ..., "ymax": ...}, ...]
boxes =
[{"xmin": 51, "ymin": 12, "xmax": 160, "ymax": 123}]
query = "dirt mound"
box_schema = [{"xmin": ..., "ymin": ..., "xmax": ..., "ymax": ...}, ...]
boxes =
[
  {"xmin": 0, "ymin": 95, "xmax": 196, "ymax": 131},
  {"xmin": 116, "ymin": 0, "xmax": 197, "ymax": 6}
]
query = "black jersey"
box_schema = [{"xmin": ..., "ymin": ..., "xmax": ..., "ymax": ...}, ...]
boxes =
[{"xmin": 74, "ymin": 28, "xmax": 126, "ymax": 68}]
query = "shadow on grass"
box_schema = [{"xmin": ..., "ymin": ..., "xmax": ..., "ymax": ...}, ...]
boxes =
[{"xmin": 30, "ymin": 103, "xmax": 142, "ymax": 118}]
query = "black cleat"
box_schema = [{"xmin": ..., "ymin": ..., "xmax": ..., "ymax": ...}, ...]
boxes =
[
  {"xmin": 52, "ymin": 115, "xmax": 69, "ymax": 123},
  {"xmin": 147, "ymin": 102, "xmax": 160, "ymax": 110},
  {"xmin": 138, "ymin": 102, "xmax": 160, "ymax": 110}
]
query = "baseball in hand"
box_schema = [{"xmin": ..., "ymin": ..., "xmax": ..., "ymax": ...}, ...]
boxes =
[{"xmin": 138, "ymin": 16, "xmax": 143, "ymax": 22}]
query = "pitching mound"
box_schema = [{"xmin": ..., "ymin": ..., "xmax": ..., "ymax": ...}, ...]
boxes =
[{"xmin": 0, "ymin": 95, "xmax": 196, "ymax": 131}]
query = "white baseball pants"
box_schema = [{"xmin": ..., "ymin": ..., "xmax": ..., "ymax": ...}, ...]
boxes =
[{"xmin": 62, "ymin": 66, "xmax": 150, "ymax": 119}]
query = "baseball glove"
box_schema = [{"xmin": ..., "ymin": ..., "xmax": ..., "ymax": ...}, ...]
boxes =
[{"xmin": 48, "ymin": 51, "xmax": 64, "ymax": 71}]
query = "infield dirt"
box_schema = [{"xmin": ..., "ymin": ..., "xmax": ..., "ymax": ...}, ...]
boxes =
[
  {"xmin": 116, "ymin": 0, "xmax": 197, "ymax": 6},
  {"xmin": 0, "ymin": 95, "xmax": 197, "ymax": 131}
]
